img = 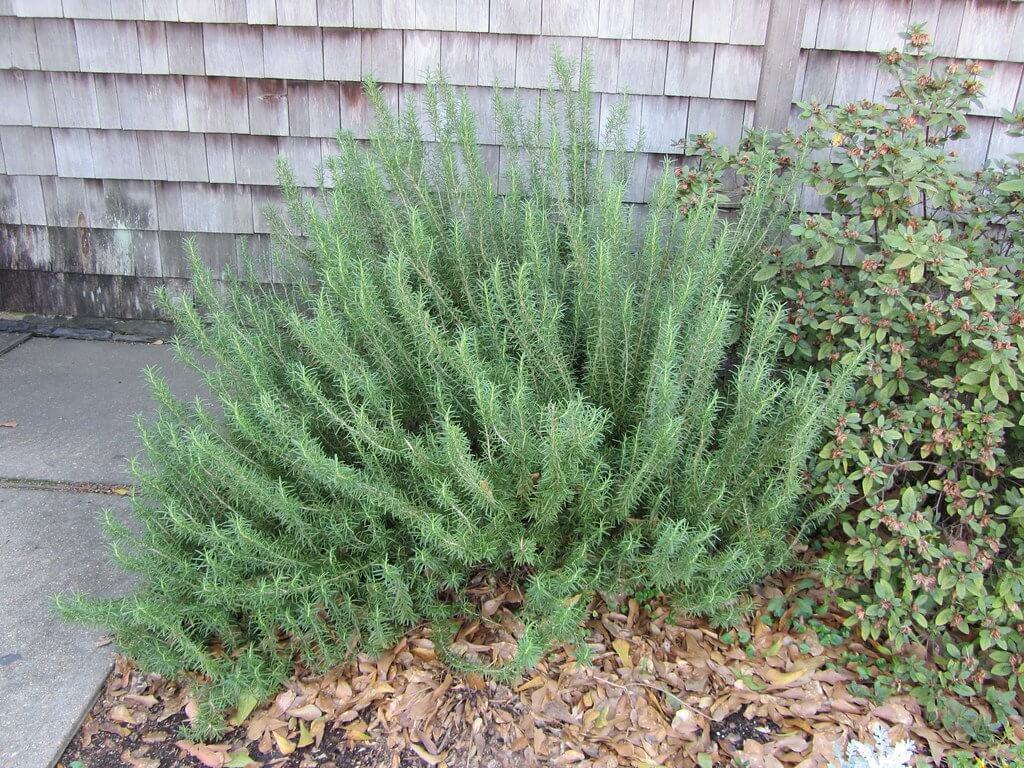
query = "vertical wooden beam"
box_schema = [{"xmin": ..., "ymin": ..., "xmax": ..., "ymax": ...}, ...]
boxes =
[{"xmin": 753, "ymin": 0, "xmax": 810, "ymax": 131}]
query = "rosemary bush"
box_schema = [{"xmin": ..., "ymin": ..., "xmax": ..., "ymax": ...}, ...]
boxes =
[{"xmin": 60, "ymin": 59, "xmax": 848, "ymax": 734}]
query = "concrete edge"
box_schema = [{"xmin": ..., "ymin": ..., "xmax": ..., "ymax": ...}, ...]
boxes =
[
  {"xmin": 46, "ymin": 659, "xmax": 114, "ymax": 768},
  {"xmin": 0, "ymin": 333, "xmax": 31, "ymax": 357}
]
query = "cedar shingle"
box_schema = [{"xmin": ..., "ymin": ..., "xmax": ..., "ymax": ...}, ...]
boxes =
[
  {"xmin": 617, "ymin": 39, "xmax": 667, "ymax": 95},
  {"xmin": 177, "ymin": 0, "xmax": 246, "ymax": 24},
  {"xmin": 323, "ymin": 28, "xmax": 362, "ymax": 81},
  {"xmin": 318, "ymin": 0, "xmax": 353, "ymax": 26},
  {"xmin": 543, "ymin": 0, "xmax": 599, "ymax": 37},
  {"xmin": 599, "ymin": 0, "xmax": 634, "ymax": 38},
  {"xmin": 277, "ymin": 0, "xmax": 318, "ymax": 25},
  {"xmin": 1, "ymin": 18, "xmax": 39, "ymax": 70},
  {"xmin": 63, "ymin": 0, "xmax": 113, "ymax": 19},
  {"xmin": 116, "ymin": 74, "xmax": 189, "ymax": 131},
  {"xmin": 205, "ymin": 134, "xmax": 236, "ymax": 183},
  {"xmin": 185, "ymin": 76, "xmax": 250, "ymax": 133},
  {"xmin": 0, "ymin": 71, "xmax": 31, "ymax": 127},
  {"xmin": 638, "ymin": 94, "xmax": 688, "ymax": 152},
  {"xmin": 24, "ymin": 71, "xmax": 59, "ymax": 127},
  {"xmin": 74, "ymin": 18, "xmax": 140, "ymax": 72},
  {"xmin": 709, "ymin": 45, "xmax": 760, "ymax": 101},
  {"xmin": 685, "ymin": 97, "xmax": 746, "ymax": 148},
  {"xmin": 815, "ymin": 0, "xmax": 871, "ymax": 50},
  {"xmin": 956, "ymin": 0, "xmax": 1017, "ymax": 60},
  {"xmin": 866, "ymin": 0, "xmax": 912, "ymax": 51},
  {"xmin": 137, "ymin": 21, "xmax": 170, "ymax": 74},
  {"xmin": 417, "ymin": 0, "xmax": 457, "ymax": 30},
  {"xmin": 361, "ymin": 29, "xmax": 404, "ymax": 82},
  {"xmin": 730, "ymin": 0, "xmax": 769, "ymax": 45},
  {"xmin": 441, "ymin": 32, "xmax": 480, "ymax": 85},
  {"xmin": 632, "ymin": 0, "xmax": 690, "ymax": 42},
  {"xmin": 35, "ymin": 19, "xmax": 80, "ymax": 70},
  {"xmin": 51, "ymin": 72, "xmax": 120, "ymax": 129},
  {"xmin": 143, "ymin": 0, "xmax": 178, "ymax": 21},
  {"xmin": 404, "ymin": 30, "xmax": 441, "ymax": 83},
  {"xmin": 588, "ymin": 38, "xmax": 620, "ymax": 92},
  {"xmin": 477, "ymin": 34, "xmax": 516, "ymax": 85},
  {"xmin": 248, "ymin": 79, "xmax": 290, "ymax": 135},
  {"xmin": 691, "ymin": 0, "xmax": 734, "ymax": 44},
  {"xmin": 138, "ymin": 131, "xmax": 209, "ymax": 181},
  {"xmin": 665, "ymin": 42, "xmax": 714, "ymax": 98},
  {"xmin": 456, "ymin": 0, "xmax": 488, "ymax": 32},
  {"xmin": 204, "ymin": 23, "xmax": 265, "ymax": 78},
  {"xmin": 247, "ymin": 0, "xmax": 278, "ymax": 24},
  {"xmin": 166, "ymin": 22, "xmax": 205, "ymax": 76},
  {"xmin": 382, "ymin": 0, "xmax": 416, "ymax": 28},
  {"xmin": 491, "ymin": 0, "xmax": 542, "ymax": 34},
  {"xmin": 263, "ymin": 26, "xmax": 324, "ymax": 80}
]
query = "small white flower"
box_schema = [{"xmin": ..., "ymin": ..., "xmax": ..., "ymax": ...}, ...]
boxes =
[{"xmin": 831, "ymin": 725, "xmax": 917, "ymax": 768}]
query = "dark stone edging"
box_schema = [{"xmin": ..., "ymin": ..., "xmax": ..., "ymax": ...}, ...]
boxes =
[{"xmin": 0, "ymin": 314, "xmax": 174, "ymax": 344}]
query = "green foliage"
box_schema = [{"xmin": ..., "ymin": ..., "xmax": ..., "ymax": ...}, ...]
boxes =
[
  {"xmin": 682, "ymin": 24, "xmax": 1024, "ymax": 726},
  {"xmin": 58, "ymin": 58, "xmax": 847, "ymax": 736}
]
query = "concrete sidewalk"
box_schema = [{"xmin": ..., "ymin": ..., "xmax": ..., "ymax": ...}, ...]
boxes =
[{"xmin": 0, "ymin": 335, "xmax": 203, "ymax": 768}]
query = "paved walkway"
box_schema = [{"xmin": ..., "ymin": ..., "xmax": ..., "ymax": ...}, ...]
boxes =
[{"xmin": 0, "ymin": 335, "xmax": 203, "ymax": 768}]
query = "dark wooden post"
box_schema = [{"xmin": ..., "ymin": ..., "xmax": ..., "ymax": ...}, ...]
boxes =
[{"xmin": 753, "ymin": 0, "xmax": 810, "ymax": 130}]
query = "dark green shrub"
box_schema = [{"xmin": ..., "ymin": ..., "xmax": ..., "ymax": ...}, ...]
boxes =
[
  {"xmin": 60, "ymin": 60, "xmax": 847, "ymax": 735},
  {"xmin": 683, "ymin": 26, "xmax": 1024, "ymax": 734}
]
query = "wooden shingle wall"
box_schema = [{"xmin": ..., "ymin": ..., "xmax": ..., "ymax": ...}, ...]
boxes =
[{"xmin": 1, "ymin": 0, "xmax": 1022, "ymax": 318}]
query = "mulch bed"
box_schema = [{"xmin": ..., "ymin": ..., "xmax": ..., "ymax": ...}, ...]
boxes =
[{"xmin": 58, "ymin": 577, "xmax": 1011, "ymax": 768}]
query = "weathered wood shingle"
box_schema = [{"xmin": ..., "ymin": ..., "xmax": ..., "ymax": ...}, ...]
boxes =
[
  {"xmin": 417, "ymin": 0, "xmax": 457, "ymax": 30},
  {"xmin": 137, "ymin": 21, "xmax": 170, "ymax": 74},
  {"xmin": 63, "ymin": 0, "xmax": 114, "ymax": 20},
  {"xmin": 247, "ymin": 79, "xmax": 290, "ymax": 135},
  {"xmin": 34, "ymin": 18, "xmax": 81, "ymax": 70},
  {"xmin": 491, "ymin": 0, "xmax": 542, "ymax": 34},
  {"xmin": 277, "ymin": 0, "xmax": 318, "ymax": 26},
  {"xmin": 165, "ymin": 22, "xmax": 205, "ymax": 75},
  {"xmin": 50, "ymin": 73, "xmax": 120, "ymax": 129},
  {"xmin": 317, "ymin": 0, "xmax": 353, "ymax": 26},
  {"xmin": 75, "ymin": 19, "xmax": 142, "ymax": 72},
  {"xmin": 477, "ymin": 33, "xmax": 516, "ymax": 85},
  {"xmin": 263, "ymin": 26, "xmax": 324, "ymax": 79},
  {"xmin": 185, "ymin": 76, "xmax": 250, "ymax": 133},
  {"xmin": 710, "ymin": 45, "xmax": 760, "ymax": 101},
  {"xmin": 599, "ymin": 0, "xmax": 634, "ymax": 38},
  {"xmin": 617, "ymin": 39, "xmax": 667, "ymax": 95},
  {"xmin": 956, "ymin": 0, "xmax": 1019, "ymax": 61},
  {"xmin": 543, "ymin": 0, "xmax": 599, "ymax": 37},
  {"xmin": 691, "ymin": 0, "xmax": 734, "ymax": 44},
  {"xmin": 323, "ymin": 28, "xmax": 362, "ymax": 80},
  {"xmin": 0, "ymin": 71, "xmax": 31, "ymax": 127},
  {"xmin": 204, "ymin": 23, "xmax": 265, "ymax": 78},
  {"xmin": 25, "ymin": 71, "xmax": 59, "ymax": 127},
  {"xmin": 247, "ymin": 0, "xmax": 278, "ymax": 25},
  {"xmin": 4, "ymin": 0, "xmax": 1024, "ymax": 319},
  {"xmin": 0, "ymin": 17, "xmax": 39, "ymax": 69},
  {"xmin": 360, "ymin": 29, "xmax": 404, "ymax": 81},
  {"xmin": 665, "ymin": 42, "xmax": 714, "ymax": 98},
  {"xmin": 632, "ymin": 0, "xmax": 690, "ymax": 42},
  {"xmin": 640, "ymin": 94, "xmax": 688, "ymax": 152},
  {"xmin": 176, "ymin": 0, "xmax": 246, "ymax": 24},
  {"xmin": 441, "ymin": 32, "xmax": 480, "ymax": 85},
  {"xmin": 404, "ymin": 29, "xmax": 441, "ymax": 83},
  {"xmin": 138, "ymin": 131, "xmax": 209, "ymax": 182},
  {"xmin": 117, "ymin": 75, "xmax": 189, "ymax": 132},
  {"xmin": 814, "ymin": 0, "xmax": 871, "ymax": 51},
  {"xmin": 455, "ymin": 0, "xmax": 488, "ymax": 32}
]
